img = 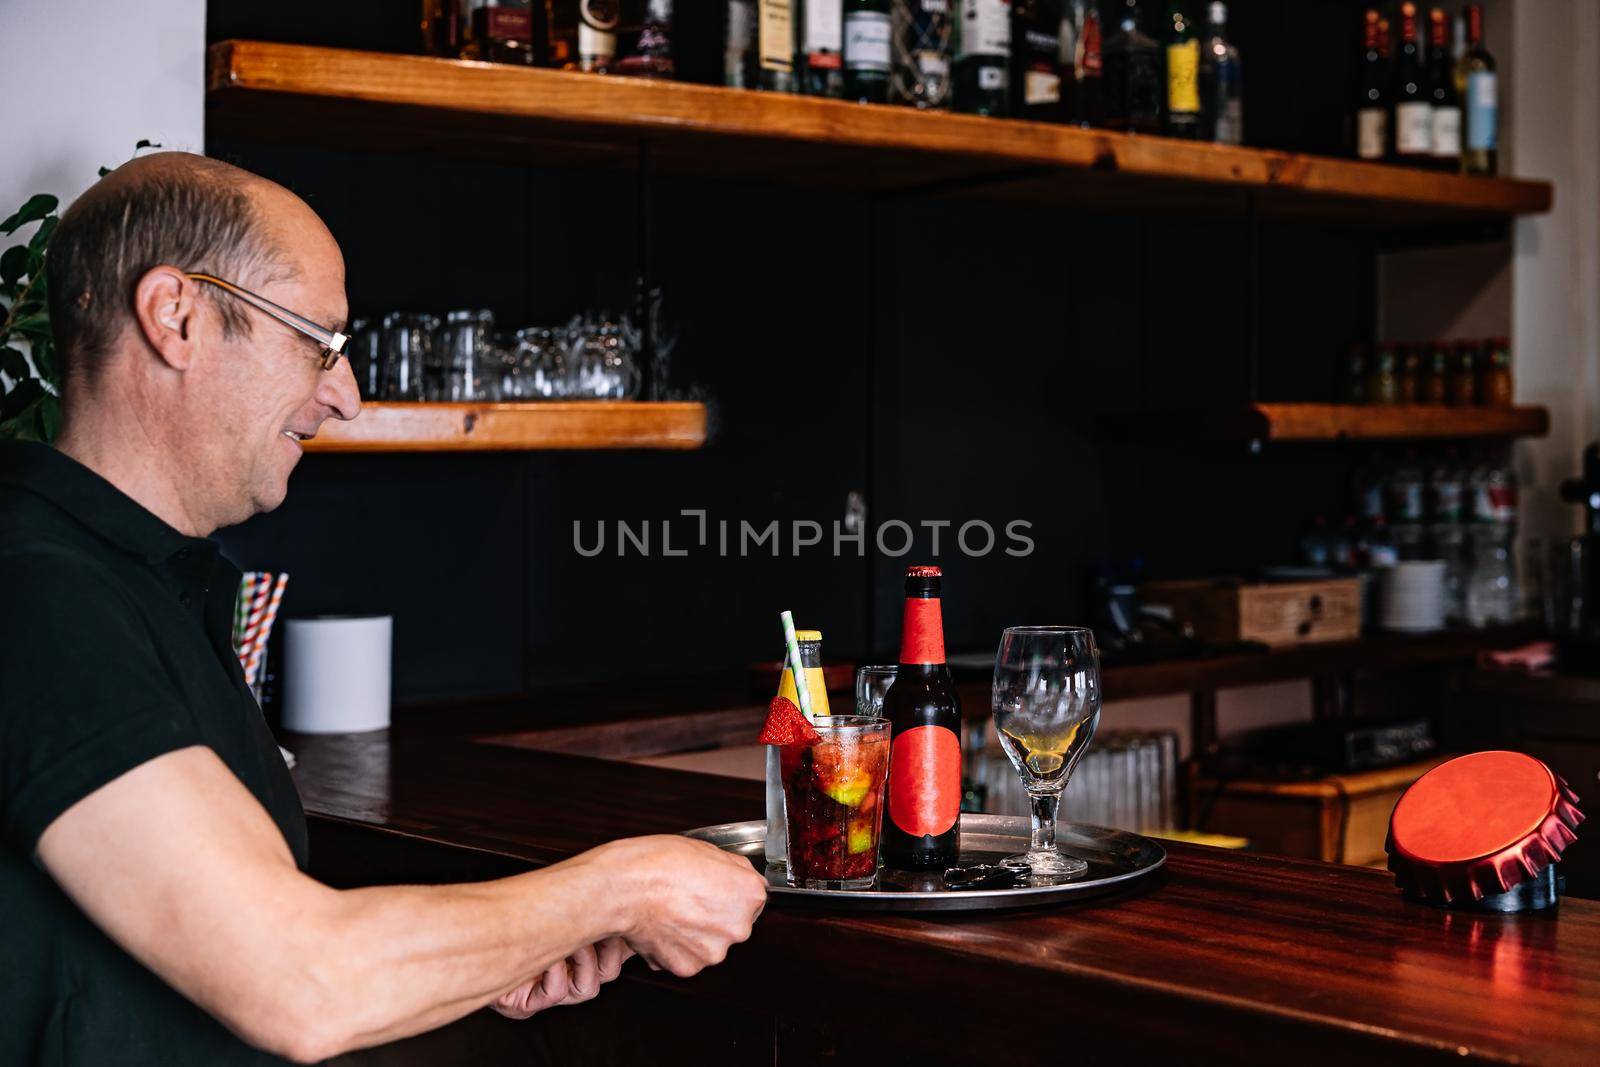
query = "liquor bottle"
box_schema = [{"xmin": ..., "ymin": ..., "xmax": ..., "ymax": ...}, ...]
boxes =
[
  {"xmin": 765, "ymin": 629, "xmax": 833, "ymax": 867},
  {"xmin": 881, "ymin": 566, "xmax": 963, "ymax": 872},
  {"xmin": 726, "ymin": 0, "xmax": 758, "ymax": 87},
  {"xmin": 953, "ymin": 0, "xmax": 1010, "ymax": 117},
  {"xmin": 1012, "ymin": 1, "xmax": 1063, "ymax": 122},
  {"xmin": 1390, "ymin": 2, "xmax": 1431, "ymax": 165},
  {"xmin": 1354, "ymin": 7, "xmax": 1387, "ymax": 161},
  {"xmin": 1197, "ymin": 1, "xmax": 1240, "ymax": 144},
  {"xmin": 891, "ymin": 0, "xmax": 952, "ymax": 109},
  {"xmin": 1164, "ymin": 2, "xmax": 1201, "ymax": 138},
  {"xmin": 1055, "ymin": 3, "xmax": 1078, "ymax": 123},
  {"xmin": 798, "ymin": 0, "xmax": 845, "ymax": 97},
  {"xmin": 422, "ymin": 0, "xmax": 463, "ymax": 57},
  {"xmin": 758, "ymin": 0, "xmax": 797, "ymax": 91},
  {"xmin": 1461, "ymin": 3, "xmax": 1497, "ymax": 175},
  {"xmin": 1425, "ymin": 7, "xmax": 1459, "ymax": 171},
  {"xmin": 546, "ymin": 0, "xmax": 620, "ymax": 72},
  {"xmin": 462, "ymin": 1, "xmax": 538, "ymax": 65},
  {"xmin": 1073, "ymin": 0, "xmax": 1103, "ymax": 126},
  {"xmin": 616, "ymin": 0, "xmax": 674, "ymax": 77},
  {"xmin": 1102, "ymin": 0, "xmax": 1161, "ymax": 134},
  {"xmin": 844, "ymin": 0, "xmax": 893, "ymax": 102}
]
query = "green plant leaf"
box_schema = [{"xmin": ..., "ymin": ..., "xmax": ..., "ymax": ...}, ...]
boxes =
[
  {"xmin": 27, "ymin": 216, "xmax": 57, "ymax": 252},
  {"xmin": 0, "ymin": 194, "xmax": 59, "ymax": 236},
  {"xmin": 11, "ymin": 312, "xmax": 51, "ymax": 337},
  {"xmin": 31, "ymin": 341, "xmax": 56, "ymax": 383},
  {"xmin": 2, "ymin": 376, "xmax": 46, "ymax": 420},
  {"xmin": 0, "ymin": 345, "xmax": 29, "ymax": 381},
  {"xmin": 0, "ymin": 245, "xmax": 27, "ymax": 285}
]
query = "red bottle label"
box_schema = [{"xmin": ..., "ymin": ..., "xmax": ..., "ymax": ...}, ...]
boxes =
[
  {"xmin": 888, "ymin": 725, "xmax": 962, "ymax": 838},
  {"xmin": 899, "ymin": 597, "xmax": 946, "ymax": 665}
]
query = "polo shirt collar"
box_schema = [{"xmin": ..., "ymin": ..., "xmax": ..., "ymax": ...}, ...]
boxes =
[{"xmin": 0, "ymin": 441, "xmax": 205, "ymax": 564}]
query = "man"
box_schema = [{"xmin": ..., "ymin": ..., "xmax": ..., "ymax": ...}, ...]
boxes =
[{"xmin": 0, "ymin": 153, "xmax": 768, "ymax": 1064}]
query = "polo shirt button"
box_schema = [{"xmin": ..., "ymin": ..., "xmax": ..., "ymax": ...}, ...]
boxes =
[
  {"xmin": 179, "ymin": 591, "xmax": 193, "ymax": 608},
  {"xmin": 176, "ymin": 548, "xmax": 191, "ymax": 561}
]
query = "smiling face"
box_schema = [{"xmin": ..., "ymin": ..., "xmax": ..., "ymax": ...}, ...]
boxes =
[{"xmin": 184, "ymin": 182, "xmax": 360, "ymax": 526}]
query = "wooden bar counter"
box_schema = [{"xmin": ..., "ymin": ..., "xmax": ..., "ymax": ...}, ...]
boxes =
[{"xmin": 287, "ymin": 715, "xmax": 1600, "ymax": 1066}]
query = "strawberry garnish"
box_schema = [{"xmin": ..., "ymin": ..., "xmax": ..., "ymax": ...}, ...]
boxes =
[{"xmin": 758, "ymin": 696, "xmax": 821, "ymax": 746}]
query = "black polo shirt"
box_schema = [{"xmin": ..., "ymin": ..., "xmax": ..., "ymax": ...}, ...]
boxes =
[{"xmin": 0, "ymin": 441, "xmax": 307, "ymax": 1065}]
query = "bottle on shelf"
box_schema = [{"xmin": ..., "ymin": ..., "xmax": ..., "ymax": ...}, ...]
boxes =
[
  {"xmin": 1366, "ymin": 342, "xmax": 1399, "ymax": 404},
  {"xmin": 616, "ymin": 0, "xmax": 675, "ymax": 78},
  {"xmin": 1355, "ymin": 7, "xmax": 1388, "ymax": 162},
  {"xmin": 1056, "ymin": 2, "xmax": 1079, "ymax": 123},
  {"xmin": 1397, "ymin": 344, "xmax": 1421, "ymax": 403},
  {"xmin": 1012, "ymin": 0, "xmax": 1065, "ymax": 122},
  {"xmin": 890, "ymin": 0, "xmax": 953, "ymax": 109},
  {"xmin": 1461, "ymin": 3, "xmax": 1498, "ymax": 175},
  {"xmin": 421, "ymin": 0, "xmax": 463, "ymax": 57},
  {"xmin": 1343, "ymin": 342, "xmax": 1368, "ymax": 404},
  {"xmin": 545, "ymin": 0, "xmax": 622, "ymax": 73},
  {"xmin": 1072, "ymin": 0, "xmax": 1104, "ymax": 126},
  {"xmin": 844, "ymin": 0, "xmax": 893, "ymax": 102},
  {"xmin": 758, "ymin": 0, "xmax": 798, "ymax": 91},
  {"xmin": 1163, "ymin": 2, "xmax": 1201, "ymax": 138},
  {"xmin": 1426, "ymin": 6, "xmax": 1460, "ymax": 172},
  {"xmin": 1449, "ymin": 339, "xmax": 1479, "ymax": 406},
  {"xmin": 460, "ymin": 1, "xmax": 539, "ymax": 66},
  {"xmin": 1390, "ymin": 2, "xmax": 1432, "ymax": 166},
  {"xmin": 881, "ymin": 566, "xmax": 963, "ymax": 872},
  {"xmin": 725, "ymin": 0, "xmax": 758, "ymax": 87},
  {"xmin": 953, "ymin": 0, "xmax": 1011, "ymax": 117},
  {"xmin": 1197, "ymin": 1, "xmax": 1241, "ymax": 145},
  {"xmin": 798, "ymin": 0, "xmax": 845, "ymax": 96},
  {"xmin": 1103, "ymin": 0, "xmax": 1162, "ymax": 133},
  {"xmin": 1422, "ymin": 342, "xmax": 1450, "ymax": 404}
]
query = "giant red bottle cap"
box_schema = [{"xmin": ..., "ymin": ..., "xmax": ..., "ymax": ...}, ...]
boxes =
[{"xmin": 1387, "ymin": 751, "xmax": 1584, "ymax": 905}]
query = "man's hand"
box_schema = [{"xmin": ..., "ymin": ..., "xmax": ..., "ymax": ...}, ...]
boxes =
[
  {"xmin": 588, "ymin": 835, "xmax": 769, "ymax": 978},
  {"xmin": 491, "ymin": 937, "xmax": 634, "ymax": 1019}
]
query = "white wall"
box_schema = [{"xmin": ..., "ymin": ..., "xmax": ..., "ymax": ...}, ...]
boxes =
[{"xmin": 0, "ymin": 0, "xmax": 206, "ymax": 213}]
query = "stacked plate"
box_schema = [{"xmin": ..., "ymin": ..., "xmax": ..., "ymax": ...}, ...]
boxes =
[{"xmin": 1377, "ymin": 561, "xmax": 1448, "ymax": 632}]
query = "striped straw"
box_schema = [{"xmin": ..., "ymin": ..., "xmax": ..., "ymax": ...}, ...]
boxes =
[
  {"xmin": 243, "ymin": 573, "xmax": 289, "ymax": 687},
  {"xmin": 233, "ymin": 571, "xmax": 258, "ymax": 653},
  {"xmin": 236, "ymin": 572, "xmax": 274, "ymax": 672},
  {"xmin": 779, "ymin": 610, "xmax": 815, "ymax": 723}
]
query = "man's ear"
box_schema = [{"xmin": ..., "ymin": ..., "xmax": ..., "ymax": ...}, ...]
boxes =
[{"xmin": 132, "ymin": 266, "xmax": 202, "ymax": 372}]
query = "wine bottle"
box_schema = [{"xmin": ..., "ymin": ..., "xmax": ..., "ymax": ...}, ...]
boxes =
[{"xmin": 881, "ymin": 565, "xmax": 963, "ymax": 873}]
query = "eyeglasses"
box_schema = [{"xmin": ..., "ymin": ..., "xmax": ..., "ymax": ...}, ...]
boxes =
[{"xmin": 185, "ymin": 272, "xmax": 349, "ymax": 371}]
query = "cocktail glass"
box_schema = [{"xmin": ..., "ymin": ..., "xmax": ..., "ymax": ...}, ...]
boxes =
[{"xmin": 781, "ymin": 715, "xmax": 892, "ymax": 890}]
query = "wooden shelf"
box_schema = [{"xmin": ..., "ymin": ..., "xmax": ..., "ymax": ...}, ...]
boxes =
[
  {"xmin": 207, "ymin": 40, "xmax": 1552, "ymax": 224},
  {"xmin": 1103, "ymin": 403, "xmax": 1550, "ymax": 443},
  {"xmin": 304, "ymin": 401, "xmax": 707, "ymax": 452},
  {"xmin": 948, "ymin": 622, "xmax": 1541, "ymax": 702}
]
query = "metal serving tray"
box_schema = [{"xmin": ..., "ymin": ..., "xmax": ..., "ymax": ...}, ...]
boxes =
[{"xmin": 684, "ymin": 814, "xmax": 1166, "ymax": 913}]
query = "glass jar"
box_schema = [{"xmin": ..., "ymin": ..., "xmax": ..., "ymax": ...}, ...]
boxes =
[
  {"xmin": 1450, "ymin": 340, "xmax": 1479, "ymax": 406},
  {"xmin": 380, "ymin": 312, "xmax": 437, "ymax": 402},
  {"xmin": 1366, "ymin": 345, "xmax": 1399, "ymax": 404},
  {"xmin": 1478, "ymin": 337, "xmax": 1513, "ymax": 407},
  {"xmin": 1397, "ymin": 344, "xmax": 1421, "ymax": 403},
  {"xmin": 434, "ymin": 309, "xmax": 495, "ymax": 402}
]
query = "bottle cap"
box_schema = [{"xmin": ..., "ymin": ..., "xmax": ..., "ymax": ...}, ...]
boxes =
[
  {"xmin": 794, "ymin": 629, "xmax": 822, "ymax": 643},
  {"xmin": 1386, "ymin": 751, "xmax": 1584, "ymax": 905},
  {"xmin": 905, "ymin": 565, "xmax": 942, "ymax": 578}
]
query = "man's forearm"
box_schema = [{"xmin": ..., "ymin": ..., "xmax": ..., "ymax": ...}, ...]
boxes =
[{"xmin": 289, "ymin": 848, "xmax": 628, "ymax": 1057}]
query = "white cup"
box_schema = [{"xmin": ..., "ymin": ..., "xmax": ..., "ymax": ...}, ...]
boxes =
[{"xmin": 282, "ymin": 615, "xmax": 393, "ymax": 733}]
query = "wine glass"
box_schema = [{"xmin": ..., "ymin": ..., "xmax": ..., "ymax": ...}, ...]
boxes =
[
  {"xmin": 992, "ymin": 626, "xmax": 1101, "ymax": 883},
  {"xmin": 854, "ymin": 665, "xmax": 897, "ymax": 718}
]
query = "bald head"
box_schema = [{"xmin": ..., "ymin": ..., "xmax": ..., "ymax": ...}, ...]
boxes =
[{"xmin": 45, "ymin": 152, "xmax": 295, "ymax": 383}]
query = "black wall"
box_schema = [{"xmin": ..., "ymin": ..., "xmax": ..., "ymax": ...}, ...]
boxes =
[{"xmin": 209, "ymin": 2, "xmax": 1378, "ymax": 704}]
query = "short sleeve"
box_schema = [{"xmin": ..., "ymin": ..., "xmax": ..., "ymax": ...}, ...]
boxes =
[{"xmin": 0, "ymin": 547, "xmax": 201, "ymax": 852}]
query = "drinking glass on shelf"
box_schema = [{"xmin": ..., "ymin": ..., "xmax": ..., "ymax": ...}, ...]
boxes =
[
  {"xmin": 347, "ymin": 318, "xmax": 384, "ymax": 400},
  {"xmin": 991, "ymin": 626, "xmax": 1102, "ymax": 883},
  {"xmin": 380, "ymin": 312, "xmax": 435, "ymax": 401},
  {"xmin": 516, "ymin": 327, "xmax": 570, "ymax": 399},
  {"xmin": 854, "ymin": 665, "xmax": 897, "ymax": 718},
  {"xmin": 434, "ymin": 309, "xmax": 495, "ymax": 401}
]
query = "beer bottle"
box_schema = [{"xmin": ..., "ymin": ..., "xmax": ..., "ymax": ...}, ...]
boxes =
[{"xmin": 881, "ymin": 566, "xmax": 963, "ymax": 871}]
